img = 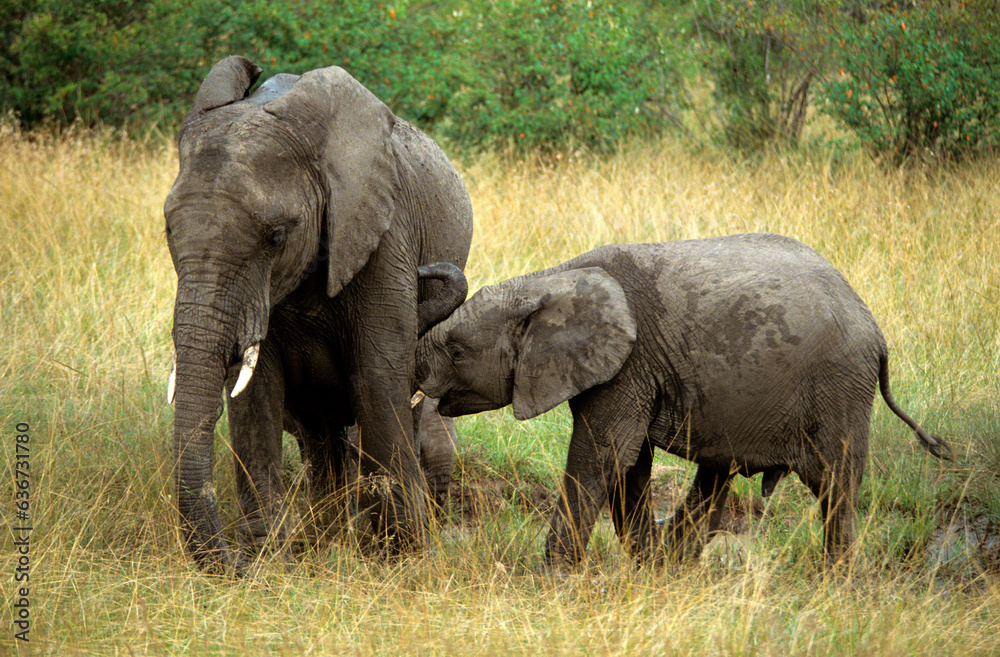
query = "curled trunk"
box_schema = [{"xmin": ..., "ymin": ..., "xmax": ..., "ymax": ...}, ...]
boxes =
[{"xmin": 416, "ymin": 262, "xmax": 468, "ymax": 337}]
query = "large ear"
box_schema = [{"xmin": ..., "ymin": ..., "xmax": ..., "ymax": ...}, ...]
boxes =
[
  {"xmin": 263, "ymin": 66, "xmax": 398, "ymax": 298},
  {"xmin": 189, "ymin": 56, "xmax": 262, "ymax": 115},
  {"xmin": 511, "ymin": 267, "xmax": 637, "ymax": 420}
]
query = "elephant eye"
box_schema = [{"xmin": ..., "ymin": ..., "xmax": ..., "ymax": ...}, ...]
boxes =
[
  {"xmin": 446, "ymin": 340, "xmax": 467, "ymax": 360},
  {"xmin": 266, "ymin": 226, "xmax": 287, "ymax": 248}
]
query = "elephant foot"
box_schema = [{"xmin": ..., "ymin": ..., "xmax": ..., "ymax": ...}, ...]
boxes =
[
  {"xmin": 425, "ymin": 475, "xmax": 452, "ymax": 514},
  {"xmin": 237, "ymin": 531, "xmax": 294, "ymax": 560},
  {"xmin": 353, "ymin": 474, "xmax": 428, "ymax": 559},
  {"xmin": 622, "ymin": 517, "xmax": 668, "ymax": 567},
  {"xmin": 542, "ymin": 561, "xmax": 578, "ymax": 579},
  {"xmin": 656, "ymin": 515, "xmax": 715, "ymax": 563},
  {"xmin": 543, "ymin": 536, "xmax": 587, "ymax": 574},
  {"xmin": 195, "ymin": 548, "xmax": 244, "ymax": 579},
  {"xmin": 302, "ymin": 488, "xmax": 356, "ymax": 548},
  {"xmin": 235, "ymin": 507, "xmax": 304, "ymax": 570}
]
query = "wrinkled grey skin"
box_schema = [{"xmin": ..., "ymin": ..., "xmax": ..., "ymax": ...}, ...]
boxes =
[
  {"xmin": 347, "ymin": 396, "xmax": 457, "ymax": 509},
  {"xmin": 416, "ymin": 233, "xmax": 950, "ymax": 568},
  {"xmin": 165, "ymin": 56, "xmax": 472, "ymax": 573}
]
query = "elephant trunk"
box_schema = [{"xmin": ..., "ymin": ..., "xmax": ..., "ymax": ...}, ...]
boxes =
[
  {"xmin": 169, "ymin": 273, "xmax": 267, "ymax": 573},
  {"xmin": 171, "ymin": 333, "xmax": 233, "ymax": 572},
  {"xmin": 416, "ymin": 262, "xmax": 468, "ymax": 337},
  {"xmin": 414, "ymin": 333, "xmax": 446, "ymax": 399}
]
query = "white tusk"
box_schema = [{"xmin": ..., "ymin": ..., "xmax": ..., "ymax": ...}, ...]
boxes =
[
  {"xmin": 230, "ymin": 343, "xmax": 260, "ymax": 398},
  {"xmin": 167, "ymin": 355, "xmax": 176, "ymax": 405},
  {"xmin": 410, "ymin": 390, "xmax": 426, "ymax": 409}
]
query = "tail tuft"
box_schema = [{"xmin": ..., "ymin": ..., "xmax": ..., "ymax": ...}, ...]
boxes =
[{"xmin": 924, "ymin": 435, "xmax": 954, "ymax": 461}]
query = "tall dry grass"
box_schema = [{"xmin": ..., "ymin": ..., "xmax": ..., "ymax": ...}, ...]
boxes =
[{"xmin": 1, "ymin": 123, "xmax": 998, "ymax": 655}]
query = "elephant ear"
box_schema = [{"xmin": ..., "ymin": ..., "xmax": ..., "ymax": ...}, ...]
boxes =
[
  {"xmin": 263, "ymin": 66, "xmax": 398, "ymax": 298},
  {"xmin": 189, "ymin": 56, "xmax": 262, "ymax": 115},
  {"xmin": 511, "ymin": 267, "xmax": 637, "ymax": 421}
]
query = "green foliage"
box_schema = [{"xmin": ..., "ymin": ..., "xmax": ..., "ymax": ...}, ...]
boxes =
[
  {"xmin": 439, "ymin": 0, "xmax": 685, "ymax": 153},
  {"xmin": 3, "ymin": 0, "xmax": 154, "ymax": 125},
  {"xmin": 0, "ymin": 0, "xmax": 686, "ymax": 152},
  {"xmin": 821, "ymin": 4, "xmax": 1000, "ymax": 164},
  {"xmin": 696, "ymin": 0, "xmax": 835, "ymax": 150}
]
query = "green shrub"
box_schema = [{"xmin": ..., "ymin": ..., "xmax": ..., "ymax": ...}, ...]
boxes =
[
  {"xmin": 0, "ymin": 0, "xmax": 225, "ymax": 127},
  {"xmin": 696, "ymin": 0, "xmax": 835, "ymax": 150},
  {"xmin": 439, "ymin": 0, "xmax": 685, "ymax": 153},
  {"xmin": 821, "ymin": 4, "xmax": 1000, "ymax": 164},
  {"xmin": 5, "ymin": 1, "xmax": 150, "ymax": 126},
  {"xmin": 284, "ymin": 2, "xmax": 465, "ymax": 132},
  {"xmin": 0, "ymin": 0, "xmax": 686, "ymax": 153}
]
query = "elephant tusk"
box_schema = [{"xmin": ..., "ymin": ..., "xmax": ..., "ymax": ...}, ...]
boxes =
[
  {"xmin": 410, "ymin": 390, "xmax": 426, "ymax": 408},
  {"xmin": 230, "ymin": 343, "xmax": 260, "ymax": 398},
  {"xmin": 167, "ymin": 355, "xmax": 176, "ymax": 405}
]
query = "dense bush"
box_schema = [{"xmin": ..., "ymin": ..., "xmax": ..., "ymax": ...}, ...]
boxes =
[
  {"xmin": 694, "ymin": 0, "xmax": 1000, "ymax": 162},
  {"xmin": 1, "ymin": 0, "xmax": 153, "ymax": 125},
  {"xmin": 439, "ymin": 0, "xmax": 684, "ymax": 153},
  {"xmin": 695, "ymin": 0, "xmax": 835, "ymax": 150},
  {"xmin": 0, "ymin": 0, "xmax": 685, "ymax": 153},
  {"xmin": 820, "ymin": 4, "xmax": 1000, "ymax": 164}
]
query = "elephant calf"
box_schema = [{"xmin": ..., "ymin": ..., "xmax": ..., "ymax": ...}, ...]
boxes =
[{"xmin": 415, "ymin": 233, "xmax": 950, "ymax": 568}]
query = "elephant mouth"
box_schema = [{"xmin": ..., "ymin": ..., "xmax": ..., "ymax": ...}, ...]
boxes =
[{"xmin": 436, "ymin": 392, "xmax": 506, "ymax": 418}]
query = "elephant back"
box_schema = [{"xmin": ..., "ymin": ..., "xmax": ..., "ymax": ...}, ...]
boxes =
[{"xmin": 391, "ymin": 118, "xmax": 473, "ymax": 272}]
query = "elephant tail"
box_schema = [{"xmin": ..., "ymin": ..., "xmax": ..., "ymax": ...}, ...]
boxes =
[{"xmin": 878, "ymin": 351, "xmax": 953, "ymax": 461}]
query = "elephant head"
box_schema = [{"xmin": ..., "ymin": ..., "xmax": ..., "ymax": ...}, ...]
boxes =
[
  {"xmin": 416, "ymin": 267, "xmax": 637, "ymax": 421},
  {"xmin": 164, "ymin": 56, "xmax": 464, "ymax": 570}
]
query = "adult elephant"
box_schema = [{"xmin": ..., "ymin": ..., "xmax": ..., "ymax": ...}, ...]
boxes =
[{"xmin": 164, "ymin": 56, "xmax": 473, "ymax": 573}]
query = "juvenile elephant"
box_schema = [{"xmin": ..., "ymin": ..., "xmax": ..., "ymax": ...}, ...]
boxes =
[
  {"xmin": 164, "ymin": 56, "xmax": 472, "ymax": 572},
  {"xmin": 416, "ymin": 233, "xmax": 950, "ymax": 567}
]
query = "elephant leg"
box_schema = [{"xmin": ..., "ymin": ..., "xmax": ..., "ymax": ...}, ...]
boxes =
[
  {"xmin": 225, "ymin": 344, "xmax": 291, "ymax": 557},
  {"xmin": 296, "ymin": 419, "xmax": 354, "ymax": 545},
  {"xmin": 607, "ymin": 437, "xmax": 658, "ymax": 563},
  {"xmin": 351, "ymin": 382, "xmax": 427, "ymax": 555},
  {"xmin": 416, "ymin": 397, "xmax": 457, "ymax": 510},
  {"xmin": 345, "ymin": 312, "xmax": 427, "ymax": 552},
  {"xmin": 346, "ymin": 396, "xmax": 454, "ymax": 519},
  {"xmin": 338, "ymin": 228, "xmax": 435, "ymax": 556},
  {"xmin": 545, "ymin": 421, "xmax": 608, "ymax": 568},
  {"xmin": 661, "ymin": 464, "xmax": 733, "ymax": 562},
  {"xmin": 798, "ymin": 432, "xmax": 866, "ymax": 565},
  {"xmin": 545, "ymin": 392, "xmax": 652, "ymax": 569}
]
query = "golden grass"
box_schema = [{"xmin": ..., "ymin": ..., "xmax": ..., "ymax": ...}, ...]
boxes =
[{"xmin": 1, "ymin": 123, "xmax": 998, "ymax": 654}]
